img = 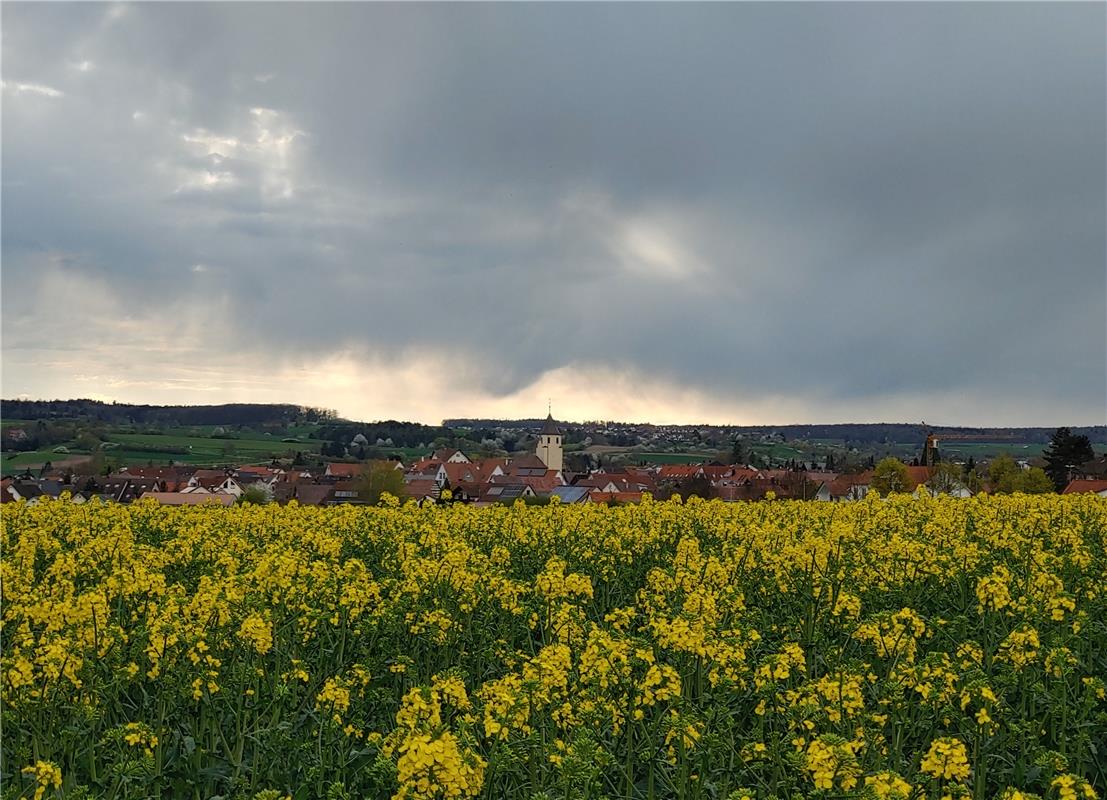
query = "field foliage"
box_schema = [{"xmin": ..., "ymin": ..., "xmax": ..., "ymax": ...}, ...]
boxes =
[{"xmin": 2, "ymin": 494, "xmax": 1105, "ymax": 800}]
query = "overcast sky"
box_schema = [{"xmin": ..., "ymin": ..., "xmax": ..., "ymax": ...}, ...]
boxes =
[{"xmin": 2, "ymin": 2, "xmax": 1104, "ymax": 426}]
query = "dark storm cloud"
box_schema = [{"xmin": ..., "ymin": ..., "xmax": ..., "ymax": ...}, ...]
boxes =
[{"xmin": 3, "ymin": 2, "xmax": 1104, "ymax": 423}]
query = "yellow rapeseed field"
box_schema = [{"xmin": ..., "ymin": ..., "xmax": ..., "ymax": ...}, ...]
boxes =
[{"xmin": 2, "ymin": 492, "xmax": 1105, "ymax": 800}]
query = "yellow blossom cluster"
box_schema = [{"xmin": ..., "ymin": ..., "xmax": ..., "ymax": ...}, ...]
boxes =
[
  {"xmin": 1052, "ymin": 774, "xmax": 1098, "ymax": 800},
  {"xmin": 20, "ymin": 761, "xmax": 62, "ymax": 800},
  {"xmin": 805, "ymin": 734, "xmax": 862, "ymax": 791},
  {"xmin": 921, "ymin": 737, "xmax": 971, "ymax": 782}
]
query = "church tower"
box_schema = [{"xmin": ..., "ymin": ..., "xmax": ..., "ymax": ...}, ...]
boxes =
[{"xmin": 536, "ymin": 413, "xmax": 563, "ymax": 471}]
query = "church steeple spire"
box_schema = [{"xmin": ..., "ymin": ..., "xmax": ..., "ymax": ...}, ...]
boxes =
[{"xmin": 537, "ymin": 409, "xmax": 563, "ymax": 470}]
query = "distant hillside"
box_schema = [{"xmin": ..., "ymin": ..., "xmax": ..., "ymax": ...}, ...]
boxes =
[
  {"xmin": 446, "ymin": 419, "xmax": 1107, "ymax": 445},
  {"xmin": 1, "ymin": 399, "xmax": 338, "ymax": 427}
]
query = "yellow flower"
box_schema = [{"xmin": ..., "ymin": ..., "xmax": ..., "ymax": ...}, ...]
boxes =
[
  {"xmin": 21, "ymin": 761, "xmax": 62, "ymax": 800},
  {"xmin": 1052, "ymin": 774, "xmax": 1097, "ymax": 800},
  {"xmin": 921, "ymin": 737, "xmax": 970, "ymax": 781},
  {"xmin": 804, "ymin": 735, "xmax": 861, "ymax": 791},
  {"xmin": 865, "ymin": 770, "xmax": 913, "ymax": 799},
  {"xmin": 237, "ymin": 612, "xmax": 273, "ymax": 654}
]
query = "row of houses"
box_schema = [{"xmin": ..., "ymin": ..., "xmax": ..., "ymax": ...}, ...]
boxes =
[
  {"xmin": 1, "ymin": 465, "xmax": 259, "ymax": 505},
  {"xmin": 5, "ymin": 464, "xmax": 1107, "ymax": 507},
  {"xmin": 5, "ymin": 421, "xmax": 1107, "ymax": 506}
]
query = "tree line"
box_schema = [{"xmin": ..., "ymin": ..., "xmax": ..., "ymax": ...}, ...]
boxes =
[{"xmin": 1, "ymin": 399, "xmax": 337, "ymax": 427}]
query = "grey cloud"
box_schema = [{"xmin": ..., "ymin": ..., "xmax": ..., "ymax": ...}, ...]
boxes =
[{"xmin": 2, "ymin": 2, "xmax": 1104, "ymax": 423}]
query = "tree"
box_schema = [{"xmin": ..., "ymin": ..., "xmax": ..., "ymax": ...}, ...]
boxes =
[
  {"xmin": 871, "ymin": 457, "xmax": 910, "ymax": 495},
  {"xmin": 1043, "ymin": 427, "xmax": 1096, "ymax": 491},
  {"xmin": 988, "ymin": 455, "xmax": 1053, "ymax": 494},
  {"xmin": 75, "ymin": 431, "xmax": 101, "ymax": 452},
  {"xmin": 1021, "ymin": 467, "xmax": 1055, "ymax": 494},
  {"xmin": 926, "ymin": 462, "xmax": 965, "ymax": 495},
  {"xmin": 963, "ymin": 464, "xmax": 985, "ymax": 495},
  {"xmin": 988, "ymin": 454, "xmax": 1022, "ymax": 494},
  {"xmin": 730, "ymin": 438, "xmax": 745, "ymax": 465},
  {"xmin": 239, "ymin": 486, "xmax": 270, "ymax": 505},
  {"xmin": 355, "ymin": 460, "xmax": 406, "ymax": 505}
]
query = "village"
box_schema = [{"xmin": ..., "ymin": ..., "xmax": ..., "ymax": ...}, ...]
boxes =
[{"xmin": 4, "ymin": 413, "xmax": 1106, "ymax": 506}]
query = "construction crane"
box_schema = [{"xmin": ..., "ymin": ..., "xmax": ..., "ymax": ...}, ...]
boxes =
[{"xmin": 919, "ymin": 422, "xmax": 1015, "ymax": 466}]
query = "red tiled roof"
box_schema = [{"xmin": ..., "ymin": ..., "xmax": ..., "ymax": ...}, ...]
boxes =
[
  {"xmin": 576, "ymin": 475, "xmax": 619, "ymax": 490},
  {"xmin": 290, "ymin": 484, "xmax": 335, "ymax": 506},
  {"xmin": 590, "ymin": 491, "xmax": 644, "ymax": 504},
  {"xmin": 325, "ymin": 463, "xmax": 366, "ymax": 478},
  {"xmin": 472, "ymin": 458, "xmax": 509, "ymax": 480},
  {"xmin": 506, "ymin": 454, "xmax": 548, "ymax": 473},
  {"xmin": 491, "ymin": 471, "xmax": 563, "ymax": 494},
  {"xmin": 403, "ymin": 479, "xmax": 439, "ymax": 500},
  {"xmin": 1062, "ymin": 479, "xmax": 1107, "ymax": 495},
  {"xmin": 573, "ymin": 470, "xmax": 657, "ymax": 493},
  {"xmin": 407, "ymin": 459, "xmax": 442, "ymax": 476},
  {"xmin": 658, "ymin": 465, "xmax": 702, "ymax": 479},
  {"xmin": 237, "ymin": 465, "xmax": 275, "ymax": 476},
  {"xmin": 441, "ymin": 461, "xmax": 483, "ymax": 485},
  {"xmin": 193, "ymin": 475, "xmax": 238, "ymax": 490},
  {"xmin": 827, "ymin": 475, "xmax": 869, "ymax": 498},
  {"xmin": 904, "ymin": 466, "xmax": 933, "ymax": 489}
]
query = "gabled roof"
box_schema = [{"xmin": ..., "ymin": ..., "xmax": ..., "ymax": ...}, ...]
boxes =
[
  {"xmin": 1077, "ymin": 457, "xmax": 1107, "ymax": 478},
  {"xmin": 903, "ymin": 466, "xmax": 933, "ymax": 489},
  {"xmin": 192, "ymin": 475, "xmax": 238, "ymax": 490},
  {"xmin": 407, "ymin": 459, "xmax": 443, "ymax": 477},
  {"xmin": 575, "ymin": 473, "xmax": 655, "ymax": 493},
  {"xmin": 8, "ymin": 481, "xmax": 43, "ymax": 500},
  {"xmin": 236, "ymin": 465, "xmax": 277, "ymax": 476},
  {"xmin": 37, "ymin": 480, "xmax": 65, "ymax": 498},
  {"xmin": 470, "ymin": 458, "xmax": 509, "ymax": 482},
  {"xmin": 590, "ymin": 491, "xmax": 644, "ymax": 504},
  {"xmin": 657, "ymin": 465, "xmax": 703, "ymax": 479},
  {"xmin": 827, "ymin": 475, "xmax": 869, "ymax": 498},
  {"xmin": 277, "ymin": 469, "xmax": 316, "ymax": 485},
  {"xmin": 1062, "ymin": 479, "xmax": 1107, "ymax": 495},
  {"xmin": 325, "ymin": 463, "xmax": 366, "ymax": 478},
  {"xmin": 575, "ymin": 475, "xmax": 620, "ymax": 490},
  {"xmin": 291, "ymin": 484, "xmax": 335, "ymax": 506},
  {"xmin": 121, "ymin": 466, "xmax": 192, "ymax": 491},
  {"xmin": 480, "ymin": 483, "xmax": 534, "ymax": 502},
  {"xmin": 440, "ymin": 461, "xmax": 482, "ymax": 485},
  {"xmin": 402, "ymin": 479, "xmax": 439, "ymax": 500},
  {"xmin": 101, "ymin": 476, "xmax": 166, "ymax": 501},
  {"xmin": 551, "ymin": 486, "xmax": 591, "ymax": 503},
  {"xmin": 507, "ymin": 454, "xmax": 547, "ymax": 472},
  {"xmin": 491, "ymin": 470, "xmax": 563, "ymax": 492}
]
